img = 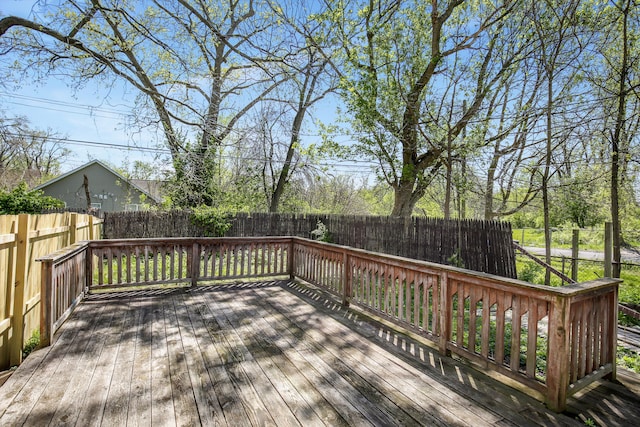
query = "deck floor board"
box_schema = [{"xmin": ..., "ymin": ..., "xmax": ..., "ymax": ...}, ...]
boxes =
[{"xmin": 0, "ymin": 280, "xmax": 638, "ymax": 426}]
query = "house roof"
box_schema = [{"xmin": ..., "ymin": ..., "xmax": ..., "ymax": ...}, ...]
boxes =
[
  {"xmin": 130, "ymin": 179, "xmax": 165, "ymax": 203},
  {"xmin": 35, "ymin": 160, "xmax": 163, "ymax": 204}
]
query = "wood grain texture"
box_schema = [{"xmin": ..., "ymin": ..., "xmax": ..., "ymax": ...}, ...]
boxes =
[{"xmin": 1, "ymin": 281, "xmax": 636, "ymax": 426}]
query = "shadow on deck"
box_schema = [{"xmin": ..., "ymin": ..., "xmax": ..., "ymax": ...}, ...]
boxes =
[{"xmin": 0, "ymin": 280, "xmax": 638, "ymax": 426}]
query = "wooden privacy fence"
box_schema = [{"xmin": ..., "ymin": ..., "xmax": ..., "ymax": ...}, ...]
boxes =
[
  {"xmin": 0, "ymin": 213, "xmax": 102, "ymax": 369},
  {"xmin": 102, "ymin": 211, "xmax": 517, "ymax": 278},
  {"xmin": 39, "ymin": 236, "xmax": 618, "ymax": 412}
]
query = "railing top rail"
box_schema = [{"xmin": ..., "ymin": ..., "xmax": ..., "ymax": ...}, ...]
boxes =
[
  {"xmin": 82, "ymin": 235, "xmax": 620, "ymax": 299},
  {"xmin": 554, "ymin": 277, "xmax": 622, "ymax": 297},
  {"xmin": 291, "ymin": 237, "xmax": 621, "ymax": 299},
  {"xmin": 88, "ymin": 236, "xmax": 295, "ymax": 248},
  {"xmin": 36, "ymin": 241, "xmax": 89, "ymax": 265}
]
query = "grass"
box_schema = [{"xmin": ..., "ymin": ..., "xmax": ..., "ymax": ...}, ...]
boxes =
[
  {"xmin": 513, "ymin": 228, "xmax": 606, "ymax": 250},
  {"xmin": 449, "ymin": 294, "xmax": 548, "ymax": 381},
  {"xmin": 513, "ymin": 227, "xmax": 640, "ymax": 250},
  {"xmin": 516, "ymin": 255, "xmax": 640, "ymax": 305},
  {"xmin": 617, "ymin": 346, "xmax": 640, "ymax": 374},
  {"xmin": 517, "ymin": 256, "xmax": 640, "ymax": 327}
]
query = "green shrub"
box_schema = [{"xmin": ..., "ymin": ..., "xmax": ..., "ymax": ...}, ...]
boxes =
[
  {"xmin": 517, "ymin": 259, "xmax": 544, "ymax": 283},
  {"xmin": 0, "ymin": 183, "xmax": 64, "ymax": 214},
  {"xmin": 23, "ymin": 330, "xmax": 40, "ymax": 359},
  {"xmin": 447, "ymin": 250, "xmax": 464, "ymax": 268},
  {"xmin": 190, "ymin": 206, "xmax": 232, "ymax": 237}
]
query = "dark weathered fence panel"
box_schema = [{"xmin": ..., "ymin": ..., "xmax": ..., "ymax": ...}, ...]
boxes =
[{"xmin": 102, "ymin": 211, "xmax": 516, "ymax": 278}]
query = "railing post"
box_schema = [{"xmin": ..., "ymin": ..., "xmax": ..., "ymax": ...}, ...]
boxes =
[
  {"xmin": 11, "ymin": 213, "xmax": 30, "ymax": 366},
  {"xmin": 438, "ymin": 271, "xmax": 451, "ymax": 356},
  {"xmin": 607, "ymin": 285, "xmax": 618, "ymax": 381},
  {"xmin": 40, "ymin": 259, "xmax": 54, "ymax": 347},
  {"xmin": 546, "ymin": 294, "xmax": 571, "ymax": 412},
  {"xmin": 288, "ymin": 238, "xmax": 295, "ymax": 280},
  {"xmin": 85, "ymin": 243, "xmax": 93, "ymax": 293},
  {"xmin": 342, "ymin": 249, "xmax": 351, "ymax": 307},
  {"xmin": 191, "ymin": 242, "xmax": 200, "ymax": 287}
]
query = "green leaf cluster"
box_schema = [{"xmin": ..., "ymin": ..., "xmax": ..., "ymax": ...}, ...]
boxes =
[
  {"xmin": 22, "ymin": 330, "xmax": 40, "ymax": 359},
  {"xmin": 0, "ymin": 183, "xmax": 64, "ymax": 214},
  {"xmin": 190, "ymin": 205, "xmax": 232, "ymax": 237}
]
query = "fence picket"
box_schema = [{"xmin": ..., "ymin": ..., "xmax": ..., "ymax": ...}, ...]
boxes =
[{"xmin": 102, "ymin": 211, "xmax": 516, "ymax": 278}]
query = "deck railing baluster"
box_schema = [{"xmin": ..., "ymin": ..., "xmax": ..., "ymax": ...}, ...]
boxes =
[{"xmin": 36, "ymin": 236, "xmax": 620, "ymax": 413}]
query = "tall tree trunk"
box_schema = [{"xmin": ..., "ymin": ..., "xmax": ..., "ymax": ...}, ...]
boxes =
[
  {"xmin": 269, "ymin": 108, "xmax": 304, "ymax": 212},
  {"xmin": 484, "ymin": 152, "xmax": 499, "ymax": 220},
  {"xmin": 83, "ymin": 174, "xmax": 91, "ymax": 211},
  {"xmin": 458, "ymin": 157, "xmax": 466, "ymax": 219},
  {"xmin": 391, "ymin": 181, "xmax": 424, "ymax": 217},
  {"xmin": 444, "ymin": 134, "xmax": 453, "ymax": 220},
  {"xmin": 611, "ymin": 0, "xmax": 630, "ymax": 278},
  {"xmin": 543, "ymin": 76, "xmax": 553, "ymax": 285}
]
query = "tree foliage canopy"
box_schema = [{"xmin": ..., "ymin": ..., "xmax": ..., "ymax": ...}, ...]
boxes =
[{"xmin": 0, "ymin": 0, "xmax": 639, "ymax": 250}]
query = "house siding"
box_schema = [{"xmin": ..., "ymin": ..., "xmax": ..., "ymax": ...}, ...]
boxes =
[{"xmin": 38, "ymin": 162, "xmax": 154, "ymax": 213}]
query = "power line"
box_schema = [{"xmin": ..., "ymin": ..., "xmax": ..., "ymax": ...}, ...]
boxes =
[
  {"xmin": 3, "ymin": 131, "xmax": 167, "ymax": 153},
  {"xmin": 0, "ymin": 92, "xmax": 133, "ymax": 117},
  {"xmin": 2, "ymin": 131, "xmax": 379, "ymax": 173}
]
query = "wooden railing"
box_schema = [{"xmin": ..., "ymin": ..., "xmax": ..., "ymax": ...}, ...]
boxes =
[
  {"xmin": 38, "ymin": 236, "xmax": 619, "ymax": 412},
  {"xmin": 291, "ymin": 238, "xmax": 620, "ymax": 412},
  {"xmin": 37, "ymin": 242, "xmax": 88, "ymax": 347},
  {"xmin": 87, "ymin": 237, "xmax": 291, "ymax": 291}
]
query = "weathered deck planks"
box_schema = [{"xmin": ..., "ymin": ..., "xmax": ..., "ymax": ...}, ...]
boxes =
[{"xmin": 1, "ymin": 280, "xmax": 639, "ymax": 426}]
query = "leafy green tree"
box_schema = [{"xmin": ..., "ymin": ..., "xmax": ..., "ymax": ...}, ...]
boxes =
[
  {"xmin": 310, "ymin": 0, "xmax": 525, "ymax": 217},
  {"xmin": 603, "ymin": 0, "xmax": 639, "ymax": 276},
  {"xmin": 296, "ymin": 174, "xmax": 370, "ymax": 214},
  {"xmin": 550, "ymin": 171, "xmax": 607, "ymax": 228},
  {"xmin": 1, "ymin": 1, "xmax": 290, "ymax": 207},
  {"xmin": 0, "ymin": 183, "xmax": 64, "ymax": 214},
  {"xmin": 578, "ymin": 0, "xmax": 640, "ymax": 275},
  {"xmin": 0, "ymin": 113, "xmax": 68, "ymax": 189},
  {"xmin": 529, "ymin": 0, "xmax": 584, "ymax": 283}
]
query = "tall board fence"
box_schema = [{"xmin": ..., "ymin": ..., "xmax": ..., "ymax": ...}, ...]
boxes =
[
  {"xmin": 0, "ymin": 213, "xmax": 102, "ymax": 370},
  {"xmin": 103, "ymin": 211, "xmax": 516, "ymax": 278}
]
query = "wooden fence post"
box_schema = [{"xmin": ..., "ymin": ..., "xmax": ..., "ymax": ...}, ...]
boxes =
[
  {"xmin": 39, "ymin": 259, "xmax": 53, "ymax": 347},
  {"xmin": 10, "ymin": 214, "xmax": 30, "ymax": 366},
  {"xmin": 69, "ymin": 213, "xmax": 78, "ymax": 245},
  {"xmin": 571, "ymin": 229, "xmax": 579, "ymax": 282},
  {"xmin": 89, "ymin": 215, "xmax": 94, "ymax": 240},
  {"xmin": 604, "ymin": 222, "xmax": 613, "ymax": 277},
  {"xmin": 546, "ymin": 294, "xmax": 571, "ymax": 412}
]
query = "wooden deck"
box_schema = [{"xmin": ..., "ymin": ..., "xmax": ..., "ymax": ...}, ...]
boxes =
[{"xmin": 0, "ymin": 280, "xmax": 639, "ymax": 426}]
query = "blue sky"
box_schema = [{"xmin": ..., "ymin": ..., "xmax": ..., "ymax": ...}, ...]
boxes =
[
  {"xmin": 0, "ymin": 1, "xmax": 372, "ymax": 182},
  {"xmin": 1, "ymin": 1, "xmax": 177, "ymax": 175}
]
